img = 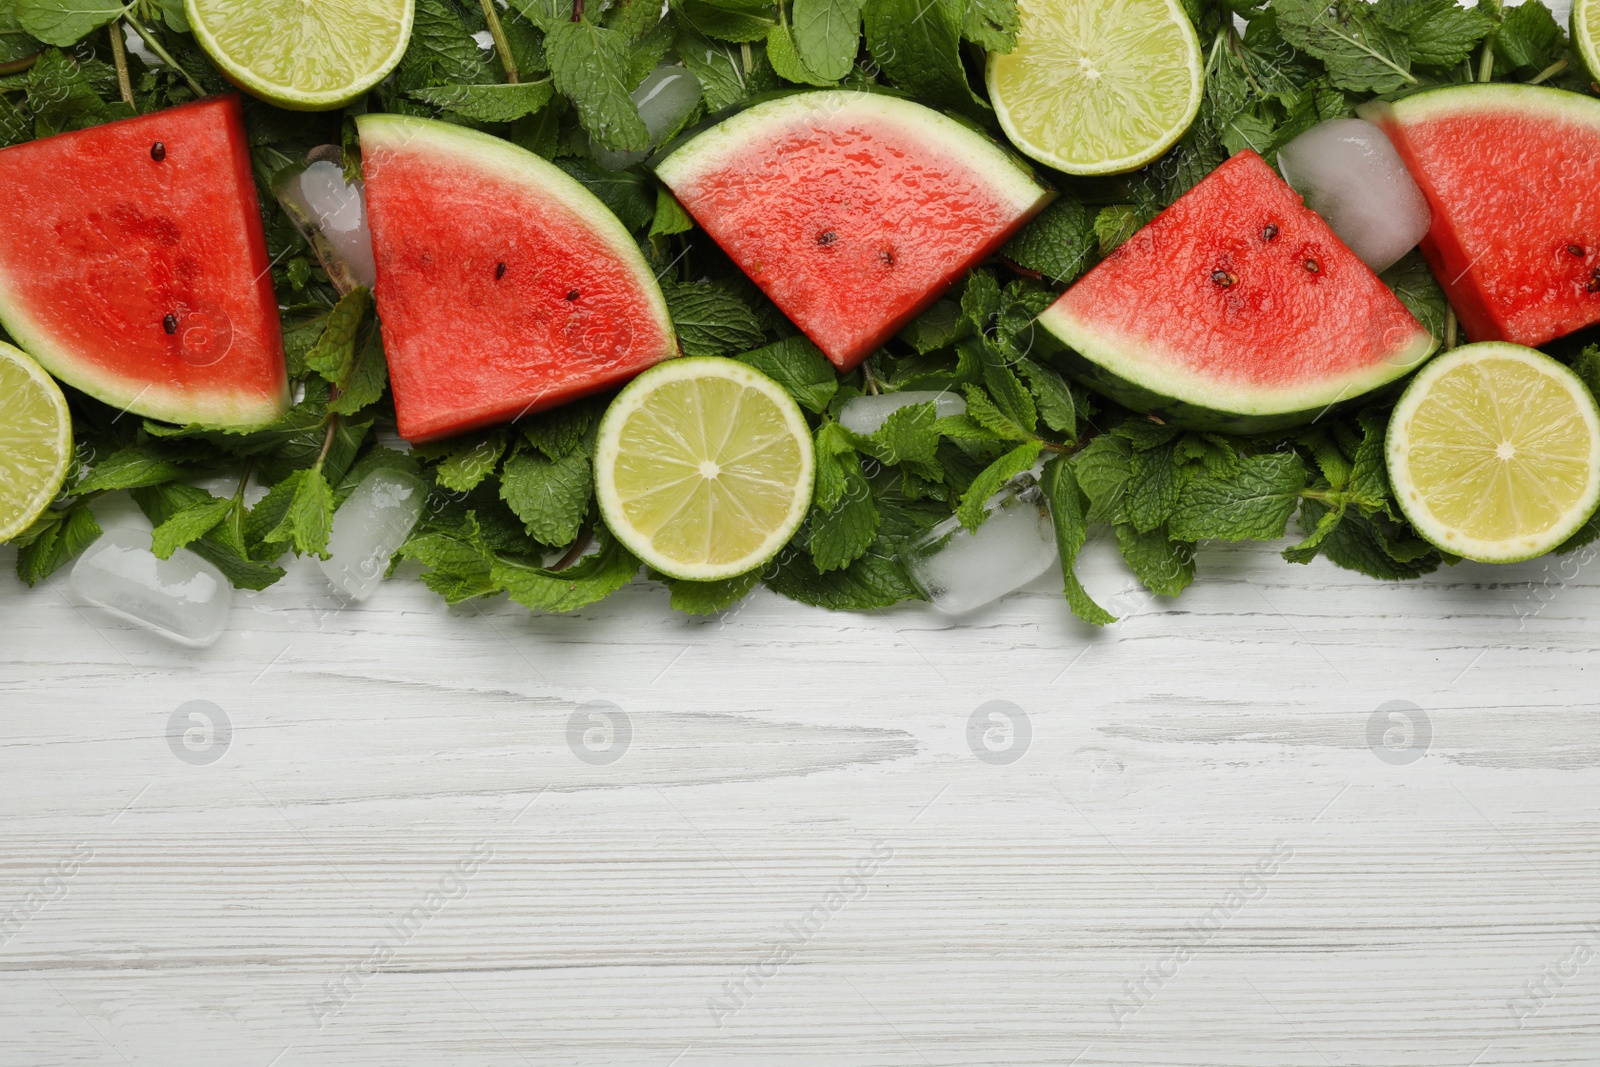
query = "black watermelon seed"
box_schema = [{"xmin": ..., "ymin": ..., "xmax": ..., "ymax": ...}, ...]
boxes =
[
  {"xmin": 879, "ymin": 249, "xmax": 895, "ymax": 266},
  {"xmin": 1262, "ymin": 224, "xmax": 1279, "ymax": 242},
  {"xmin": 495, "ymin": 262, "xmax": 507, "ymax": 279},
  {"xmin": 1588, "ymin": 270, "xmax": 1600, "ymax": 293},
  {"xmin": 162, "ymin": 313, "xmax": 177, "ymax": 334},
  {"xmin": 818, "ymin": 231, "xmax": 836, "ymax": 246},
  {"xmin": 1304, "ymin": 258, "xmax": 1321, "ymax": 274},
  {"xmin": 151, "ymin": 141, "xmax": 166, "ymax": 162},
  {"xmin": 1570, "ymin": 244, "xmax": 1587, "ymax": 257},
  {"xmin": 566, "ymin": 289, "xmax": 580, "ymax": 301},
  {"xmin": 1212, "ymin": 270, "xmax": 1237, "ymax": 288}
]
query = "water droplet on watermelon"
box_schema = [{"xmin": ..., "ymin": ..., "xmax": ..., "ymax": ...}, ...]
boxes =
[
  {"xmin": 70, "ymin": 527, "xmax": 232, "ymax": 648},
  {"xmin": 590, "ymin": 65, "xmax": 702, "ymax": 171},
  {"xmin": 1277, "ymin": 118, "xmax": 1430, "ymax": 274},
  {"xmin": 295, "ymin": 160, "xmax": 378, "ymax": 290},
  {"xmin": 899, "ymin": 478, "xmax": 1058, "ymax": 616},
  {"xmin": 319, "ymin": 468, "xmax": 426, "ymax": 602},
  {"xmin": 839, "ymin": 390, "xmax": 966, "ymax": 436}
]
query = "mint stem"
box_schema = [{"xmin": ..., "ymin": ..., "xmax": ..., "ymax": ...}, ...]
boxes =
[
  {"xmin": 1529, "ymin": 57, "xmax": 1569, "ymax": 85},
  {"xmin": 571, "ymin": 0, "xmax": 584, "ymax": 22},
  {"xmin": 478, "ymin": 0, "xmax": 520, "ymax": 83},
  {"xmin": 109, "ymin": 22, "xmax": 134, "ymax": 107},
  {"xmin": 231, "ymin": 458, "xmax": 254, "ymax": 543},
  {"xmin": 126, "ymin": 15, "xmax": 205, "ymax": 97}
]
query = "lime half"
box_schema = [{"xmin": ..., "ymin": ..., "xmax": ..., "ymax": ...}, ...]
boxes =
[
  {"xmin": 986, "ymin": 0, "xmax": 1203, "ymax": 176},
  {"xmin": 1387, "ymin": 342, "xmax": 1600, "ymax": 564},
  {"xmin": 1574, "ymin": 0, "xmax": 1600, "ymax": 85},
  {"xmin": 186, "ymin": 0, "xmax": 414, "ymax": 111},
  {"xmin": 0, "ymin": 341, "xmax": 72, "ymax": 543},
  {"xmin": 595, "ymin": 357, "xmax": 815, "ymax": 582}
]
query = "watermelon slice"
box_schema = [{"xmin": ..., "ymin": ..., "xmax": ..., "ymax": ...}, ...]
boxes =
[
  {"xmin": 1039, "ymin": 151, "xmax": 1436, "ymax": 431},
  {"xmin": 358, "ymin": 114, "xmax": 677, "ymax": 443},
  {"xmin": 655, "ymin": 91, "xmax": 1054, "ymax": 372},
  {"xmin": 0, "ymin": 95, "xmax": 288, "ymax": 428},
  {"xmin": 1360, "ymin": 85, "xmax": 1600, "ymax": 348}
]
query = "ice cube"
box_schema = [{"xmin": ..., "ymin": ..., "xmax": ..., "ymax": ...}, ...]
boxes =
[
  {"xmin": 318, "ymin": 468, "xmax": 426, "ymax": 602},
  {"xmin": 271, "ymin": 158, "xmax": 378, "ymax": 294},
  {"xmin": 70, "ymin": 529, "xmax": 232, "ymax": 648},
  {"xmin": 592, "ymin": 65, "xmax": 703, "ymax": 171},
  {"xmin": 899, "ymin": 480, "xmax": 1059, "ymax": 616},
  {"xmin": 1277, "ymin": 118, "xmax": 1431, "ymax": 274},
  {"xmin": 838, "ymin": 390, "xmax": 967, "ymax": 436},
  {"xmin": 123, "ymin": 25, "xmax": 161, "ymax": 66}
]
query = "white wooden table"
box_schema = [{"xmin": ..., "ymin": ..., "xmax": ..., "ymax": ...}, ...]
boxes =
[{"xmin": 3, "ymin": 485, "xmax": 1598, "ymax": 1066}]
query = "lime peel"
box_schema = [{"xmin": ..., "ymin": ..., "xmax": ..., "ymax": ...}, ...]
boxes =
[
  {"xmin": 595, "ymin": 357, "xmax": 816, "ymax": 582},
  {"xmin": 1386, "ymin": 342, "xmax": 1600, "ymax": 564},
  {"xmin": 0, "ymin": 341, "xmax": 73, "ymax": 544}
]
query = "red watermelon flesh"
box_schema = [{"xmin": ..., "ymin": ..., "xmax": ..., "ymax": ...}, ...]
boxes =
[
  {"xmin": 655, "ymin": 91, "xmax": 1054, "ymax": 371},
  {"xmin": 1361, "ymin": 85, "xmax": 1600, "ymax": 348},
  {"xmin": 358, "ymin": 114, "xmax": 678, "ymax": 444},
  {"xmin": 1039, "ymin": 151, "xmax": 1435, "ymax": 427},
  {"xmin": 0, "ymin": 95, "xmax": 288, "ymax": 428}
]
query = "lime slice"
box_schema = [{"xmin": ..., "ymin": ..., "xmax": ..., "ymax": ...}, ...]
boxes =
[
  {"xmin": 0, "ymin": 341, "xmax": 72, "ymax": 544},
  {"xmin": 595, "ymin": 357, "xmax": 815, "ymax": 582},
  {"xmin": 1574, "ymin": 0, "xmax": 1600, "ymax": 85},
  {"xmin": 185, "ymin": 0, "xmax": 414, "ymax": 111},
  {"xmin": 1387, "ymin": 342, "xmax": 1600, "ymax": 564},
  {"xmin": 986, "ymin": 0, "xmax": 1203, "ymax": 176}
]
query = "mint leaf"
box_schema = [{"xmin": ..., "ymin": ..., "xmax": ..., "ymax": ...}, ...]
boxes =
[
  {"xmin": 1282, "ymin": 499, "xmax": 1345, "ymax": 564},
  {"xmin": 961, "ymin": 382, "xmax": 1032, "ymax": 441},
  {"xmin": 767, "ymin": 18, "xmax": 836, "ymax": 84},
  {"xmin": 650, "ymin": 187, "xmax": 696, "ymax": 238},
  {"xmin": 897, "ymin": 300, "xmax": 968, "ymax": 355},
  {"xmin": 435, "ymin": 430, "xmax": 508, "ymax": 493},
  {"xmin": 1493, "ymin": 0, "xmax": 1565, "ymax": 72},
  {"xmin": 546, "ymin": 18, "xmax": 650, "ymax": 152},
  {"xmin": 1273, "ymin": 0, "xmax": 1415, "ymax": 93},
  {"xmin": 808, "ymin": 463, "xmax": 880, "ymax": 572},
  {"xmin": 1003, "ymin": 198, "xmax": 1094, "ymax": 285},
  {"xmin": 555, "ymin": 158, "xmax": 656, "ymax": 229},
  {"xmin": 1015, "ymin": 358, "xmax": 1074, "ymax": 437},
  {"xmin": 522, "ymin": 400, "xmax": 601, "ymax": 460},
  {"xmin": 1115, "ymin": 523, "xmax": 1195, "ymax": 598},
  {"xmin": 664, "ymin": 569, "xmax": 764, "ymax": 613},
  {"xmin": 263, "ymin": 467, "xmax": 336, "ymax": 558},
  {"xmin": 812, "ymin": 422, "xmax": 857, "ymax": 512},
  {"xmin": 1168, "ymin": 452, "xmax": 1308, "ymax": 542},
  {"xmin": 135, "ymin": 483, "xmax": 285, "ymax": 590},
  {"xmin": 1124, "ymin": 441, "xmax": 1182, "ymax": 533},
  {"xmin": 676, "ymin": 0, "xmax": 777, "ymax": 42},
  {"xmin": 399, "ymin": 514, "xmax": 500, "ymax": 604},
  {"xmin": 13, "ymin": 500, "xmax": 101, "ymax": 587},
  {"xmin": 328, "ymin": 322, "xmax": 389, "ymax": 416},
  {"xmin": 1040, "ymin": 455, "xmax": 1114, "ymax": 625},
  {"xmin": 0, "ymin": 8, "xmax": 42, "ymax": 65},
  {"xmin": 500, "ymin": 447, "xmax": 594, "ymax": 547},
  {"xmin": 16, "ymin": 0, "xmax": 125, "ymax": 47},
  {"xmin": 791, "ymin": 0, "xmax": 864, "ymax": 80},
  {"xmin": 150, "ymin": 495, "xmax": 234, "ymax": 560},
  {"xmin": 862, "ymin": 0, "xmax": 986, "ymax": 117},
  {"xmin": 305, "ymin": 286, "xmax": 370, "ymax": 386},
  {"xmin": 1296, "ymin": 427, "xmax": 1352, "ymax": 491},
  {"xmin": 764, "ymin": 542, "xmax": 916, "ymax": 609},
  {"xmin": 1071, "ymin": 434, "xmax": 1131, "ymax": 525},
  {"xmin": 394, "ymin": 0, "xmax": 496, "ymax": 96},
  {"xmin": 980, "ymin": 353, "xmax": 1038, "ymax": 435},
  {"xmin": 27, "ymin": 48, "xmax": 120, "ymax": 136},
  {"xmin": 1347, "ymin": 409, "xmax": 1390, "ymax": 508},
  {"xmin": 75, "ymin": 445, "xmax": 186, "ymax": 493},
  {"xmin": 678, "ymin": 23, "xmax": 781, "ymax": 109},
  {"xmin": 663, "ymin": 281, "xmax": 766, "ymax": 355},
  {"xmin": 410, "ymin": 80, "xmax": 555, "ymax": 122},
  {"xmin": 956, "ymin": 440, "xmax": 1043, "ymax": 531},
  {"xmin": 491, "ymin": 525, "xmax": 641, "ymax": 612},
  {"xmin": 736, "ymin": 336, "xmax": 838, "ymax": 413},
  {"xmin": 862, "ymin": 400, "xmax": 943, "ymax": 466},
  {"xmin": 960, "ymin": 270, "xmax": 1002, "ymax": 332},
  {"xmin": 1306, "ymin": 499, "xmax": 1439, "ymax": 579},
  {"xmin": 1376, "ymin": 0, "xmax": 1492, "ymax": 69},
  {"xmin": 1380, "ymin": 251, "xmax": 1447, "ymax": 341},
  {"xmin": 1094, "ymin": 205, "xmax": 1148, "ymax": 255},
  {"xmin": 961, "ymin": 0, "xmax": 1019, "ymax": 51}
]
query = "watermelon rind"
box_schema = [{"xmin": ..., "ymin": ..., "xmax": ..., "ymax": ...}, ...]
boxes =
[
  {"xmin": 654, "ymin": 90, "xmax": 1050, "ymax": 220},
  {"xmin": 357, "ymin": 112, "xmax": 673, "ymax": 349},
  {"xmin": 1036, "ymin": 301, "xmax": 1437, "ymax": 433}
]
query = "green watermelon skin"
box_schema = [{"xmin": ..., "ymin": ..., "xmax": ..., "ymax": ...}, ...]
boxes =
[
  {"xmin": 0, "ymin": 95, "xmax": 288, "ymax": 428},
  {"xmin": 359, "ymin": 114, "xmax": 677, "ymax": 444},
  {"xmin": 1361, "ymin": 85, "xmax": 1600, "ymax": 349},
  {"xmin": 1039, "ymin": 151, "xmax": 1435, "ymax": 431}
]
